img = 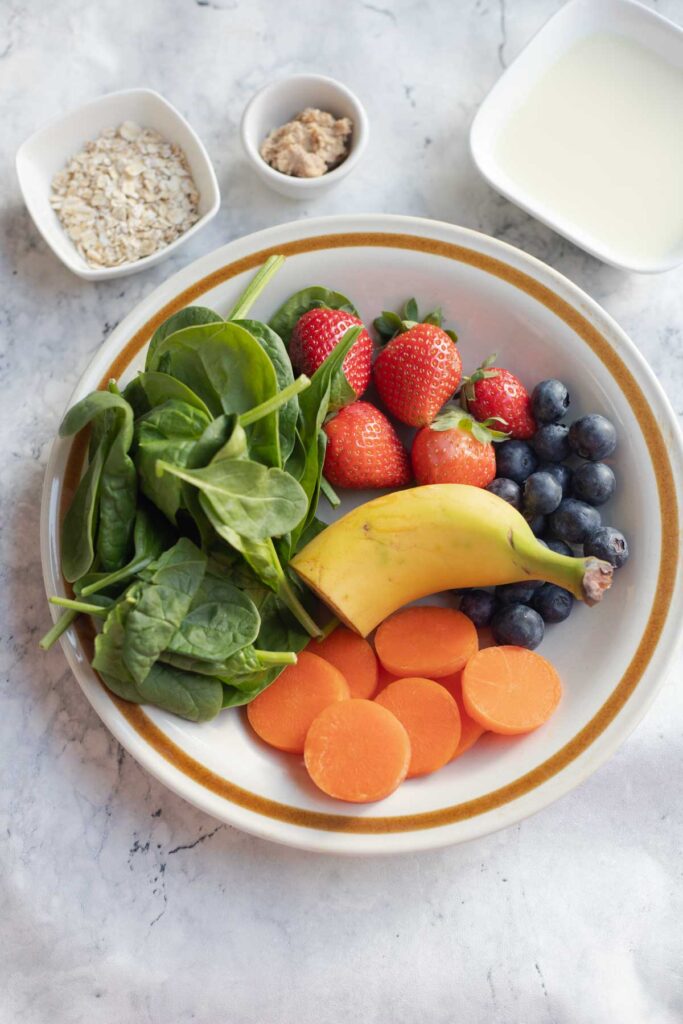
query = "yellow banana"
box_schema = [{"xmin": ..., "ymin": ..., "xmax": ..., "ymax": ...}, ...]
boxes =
[{"xmin": 291, "ymin": 484, "xmax": 613, "ymax": 636}]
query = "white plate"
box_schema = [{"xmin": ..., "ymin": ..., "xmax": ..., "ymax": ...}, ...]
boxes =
[{"xmin": 41, "ymin": 214, "xmax": 683, "ymax": 854}]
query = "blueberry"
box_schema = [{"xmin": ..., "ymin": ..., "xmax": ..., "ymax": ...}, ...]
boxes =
[
  {"xmin": 584, "ymin": 527, "xmax": 629, "ymax": 568},
  {"xmin": 542, "ymin": 537, "xmax": 574, "ymax": 557},
  {"xmin": 491, "ymin": 604, "xmax": 544, "ymax": 650},
  {"xmin": 532, "ymin": 583, "xmax": 574, "ymax": 623},
  {"xmin": 537, "ymin": 462, "xmax": 573, "ymax": 498},
  {"xmin": 459, "ymin": 589, "xmax": 497, "ymax": 627},
  {"xmin": 495, "ymin": 440, "xmax": 538, "ymax": 483},
  {"xmin": 486, "ymin": 477, "xmax": 522, "ymax": 509},
  {"xmin": 571, "ymin": 462, "xmax": 616, "ymax": 506},
  {"xmin": 549, "ymin": 498, "xmax": 602, "ymax": 544},
  {"xmin": 531, "ymin": 379, "xmax": 570, "ymax": 424},
  {"xmin": 496, "ymin": 581, "xmax": 543, "ymax": 606},
  {"xmin": 523, "ymin": 471, "xmax": 563, "ymax": 515},
  {"xmin": 532, "ymin": 423, "xmax": 571, "ymax": 463},
  {"xmin": 526, "ymin": 513, "xmax": 546, "ymax": 536},
  {"xmin": 568, "ymin": 414, "xmax": 617, "ymax": 460}
]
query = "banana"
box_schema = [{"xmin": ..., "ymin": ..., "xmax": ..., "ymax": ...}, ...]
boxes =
[{"xmin": 291, "ymin": 484, "xmax": 613, "ymax": 636}]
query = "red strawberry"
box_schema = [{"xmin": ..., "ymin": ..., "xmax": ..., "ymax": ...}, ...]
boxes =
[
  {"xmin": 461, "ymin": 357, "xmax": 536, "ymax": 439},
  {"xmin": 323, "ymin": 402, "xmax": 411, "ymax": 490},
  {"xmin": 290, "ymin": 308, "xmax": 373, "ymax": 408},
  {"xmin": 411, "ymin": 410, "xmax": 506, "ymax": 487}
]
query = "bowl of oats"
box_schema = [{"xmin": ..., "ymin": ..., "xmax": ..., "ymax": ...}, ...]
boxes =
[
  {"xmin": 241, "ymin": 73, "xmax": 369, "ymax": 199},
  {"xmin": 16, "ymin": 88, "xmax": 220, "ymax": 280}
]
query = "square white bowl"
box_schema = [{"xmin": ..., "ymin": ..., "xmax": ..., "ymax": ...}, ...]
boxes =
[
  {"xmin": 16, "ymin": 88, "xmax": 220, "ymax": 281},
  {"xmin": 470, "ymin": 0, "xmax": 683, "ymax": 273}
]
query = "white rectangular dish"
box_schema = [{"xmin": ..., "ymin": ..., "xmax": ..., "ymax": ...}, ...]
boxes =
[{"xmin": 470, "ymin": 0, "xmax": 683, "ymax": 273}]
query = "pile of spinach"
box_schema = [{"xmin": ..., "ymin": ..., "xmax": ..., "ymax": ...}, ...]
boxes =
[{"xmin": 41, "ymin": 256, "xmax": 362, "ymax": 723}]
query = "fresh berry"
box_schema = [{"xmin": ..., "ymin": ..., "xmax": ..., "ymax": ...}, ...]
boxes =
[
  {"xmin": 533, "ymin": 423, "xmax": 571, "ymax": 463},
  {"xmin": 323, "ymin": 402, "xmax": 411, "ymax": 489},
  {"xmin": 531, "ymin": 379, "xmax": 570, "ymax": 424},
  {"xmin": 568, "ymin": 414, "xmax": 617, "ymax": 460},
  {"xmin": 461, "ymin": 358, "xmax": 536, "ymax": 439},
  {"xmin": 542, "ymin": 537, "xmax": 573, "ymax": 557},
  {"xmin": 523, "ymin": 471, "xmax": 563, "ymax": 515},
  {"xmin": 537, "ymin": 462, "xmax": 573, "ymax": 498},
  {"xmin": 486, "ymin": 477, "xmax": 522, "ymax": 509},
  {"xmin": 411, "ymin": 410, "xmax": 498, "ymax": 487},
  {"xmin": 584, "ymin": 527, "xmax": 629, "ymax": 568},
  {"xmin": 491, "ymin": 604, "xmax": 544, "ymax": 650},
  {"xmin": 290, "ymin": 308, "xmax": 373, "ymax": 408},
  {"xmin": 496, "ymin": 580, "xmax": 543, "ymax": 606},
  {"xmin": 495, "ymin": 440, "xmax": 538, "ymax": 483},
  {"xmin": 373, "ymin": 323, "xmax": 462, "ymax": 427},
  {"xmin": 549, "ymin": 498, "xmax": 601, "ymax": 544},
  {"xmin": 532, "ymin": 583, "xmax": 574, "ymax": 623},
  {"xmin": 526, "ymin": 513, "xmax": 547, "ymax": 537},
  {"xmin": 571, "ymin": 462, "xmax": 616, "ymax": 506},
  {"xmin": 459, "ymin": 590, "xmax": 497, "ymax": 627}
]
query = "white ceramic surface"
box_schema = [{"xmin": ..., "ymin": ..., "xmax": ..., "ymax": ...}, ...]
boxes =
[
  {"xmin": 240, "ymin": 74, "xmax": 368, "ymax": 199},
  {"xmin": 15, "ymin": 88, "xmax": 220, "ymax": 280},
  {"xmin": 470, "ymin": 0, "xmax": 683, "ymax": 273},
  {"xmin": 40, "ymin": 213, "xmax": 683, "ymax": 856}
]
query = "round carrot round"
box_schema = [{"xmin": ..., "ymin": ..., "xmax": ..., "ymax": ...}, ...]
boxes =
[
  {"xmin": 375, "ymin": 677, "xmax": 461, "ymax": 777},
  {"xmin": 462, "ymin": 645, "xmax": 562, "ymax": 735},
  {"xmin": 310, "ymin": 626, "xmax": 378, "ymax": 699},
  {"xmin": 247, "ymin": 652, "xmax": 349, "ymax": 753},
  {"xmin": 304, "ymin": 699, "xmax": 410, "ymax": 803},
  {"xmin": 437, "ymin": 670, "xmax": 486, "ymax": 758},
  {"xmin": 375, "ymin": 663, "xmax": 400, "ymax": 695},
  {"xmin": 375, "ymin": 605, "xmax": 478, "ymax": 678}
]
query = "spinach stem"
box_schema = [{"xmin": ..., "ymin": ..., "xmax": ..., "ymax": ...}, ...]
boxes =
[
  {"xmin": 318, "ymin": 616, "xmax": 340, "ymax": 640},
  {"xmin": 49, "ymin": 596, "xmax": 108, "ymax": 617},
  {"xmin": 238, "ymin": 375, "xmax": 310, "ymax": 427},
  {"xmin": 254, "ymin": 649, "xmax": 298, "ymax": 666},
  {"xmin": 79, "ymin": 556, "xmax": 153, "ymax": 596},
  {"xmin": 320, "ymin": 475, "xmax": 340, "ymax": 508},
  {"xmin": 277, "ymin": 576, "xmax": 322, "ymax": 637},
  {"xmin": 39, "ymin": 608, "xmax": 78, "ymax": 651},
  {"xmin": 227, "ymin": 254, "xmax": 285, "ymax": 321}
]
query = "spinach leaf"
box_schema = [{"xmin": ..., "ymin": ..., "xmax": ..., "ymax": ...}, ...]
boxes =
[
  {"xmin": 146, "ymin": 305, "xmax": 223, "ymax": 366},
  {"xmin": 147, "ymin": 322, "xmax": 281, "ymax": 467},
  {"xmin": 256, "ymin": 592, "xmax": 311, "ymax": 656},
  {"xmin": 77, "ymin": 501, "xmax": 175, "ymax": 598},
  {"xmin": 92, "ymin": 601, "xmax": 143, "ymax": 703},
  {"xmin": 269, "ymin": 286, "xmax": 359, "ymax": 345},
  {"xmin": 135, "ymin": 400, "xmax": 211, "ymax": 523},
  {"xmin": 136, "ymin": 661, "xmax": 223, "ymax": 722},
  {"xmin": 121, "ymin": 538, "xmax": 207, "ymax": 685},
  {"xmin": 164, "ymin": 574, "xmax": 260, "ymax": 663},
  {"xmin": 234, "ymin": 318, "xmax": 298, "ymax": 463},
  {"xmin": 221, "ymin": 668, "xmax": 281, "ymax": 708},
  {"xmin": 61, "ymin": 439, "xmax": 108, "ymax": 582},
  {"xmin": 134, "ymin": 370, "xmax": 212, "ymax": 418},
  {"xmin": 97, "ymin": 399, "xmax": 137, "ymax": 571},
  {"xmin": 156, "ymin": 458, "xmax": 308, "ymax": 541}
]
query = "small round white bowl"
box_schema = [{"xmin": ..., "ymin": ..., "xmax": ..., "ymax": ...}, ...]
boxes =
[
  {"xmin": 16, "ymin": 88, "xmax": 221, "ymax": 281},
  {"xmin": 240, "ymin": 74, "xmax": 368, "ymax": 200}
]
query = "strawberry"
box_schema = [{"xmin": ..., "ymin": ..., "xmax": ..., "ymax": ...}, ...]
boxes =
[
  {"xmin": 461, "ymin": 356, "xmax": 536, "ymax": 439},
  {"xmin": 411, "ymin": 409, "xmax": 508, "ymax": 487},
  {"xmin": 289, "ymin": 308, "xmax": 373, "ymax": 409},
  {"xmin": 372, "ymin": 300, "xmax": 462, "ymax": 427},
  {"xmin": 323, "ymin": 401, "xmax": 411, "ymax": 490}
]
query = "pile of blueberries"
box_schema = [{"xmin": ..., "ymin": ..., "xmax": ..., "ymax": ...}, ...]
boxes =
[{"xmin": 461, "ymin": 379, "xmax": 629, "ymax": 650}]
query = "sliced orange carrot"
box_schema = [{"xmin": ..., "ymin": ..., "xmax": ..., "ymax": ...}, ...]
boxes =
[
  {"xmin": 310, "ymin": 626, "xmax": 378, "ymax": 699},
  {"xmin": 304, "ymin": 699, "xmax": 410, "ymax": 803},
  {"xmin": 247, "ymin": 652, "xmax": 349, "ymax": 753},
  {"xmin": 375, "ymin": 677, "xmax": 461, "ymax": 777},
  {"xmin": 462, "ymin": 645, "xmax": 562, "ymax": 736},
  {"xmin": 436, "ymin": 670, "xmax": 486, "ymax": 758},
  {"xmin": 375, "ymin": 605, "xmax": 478, "ymax": 678},
  {"xmin": 375, "ymin": 663, "xmax": 400, "ymax": 694}
]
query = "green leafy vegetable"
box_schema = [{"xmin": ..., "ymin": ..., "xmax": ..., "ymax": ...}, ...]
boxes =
[
  {"xmin": 164, "ymin": 574, "xmax": 260, "ymax": 663},
  {"xmin": 234, "ymin": 318, "xmax": 299, "ymax": 463},
  {"xmin": 135, "ymin": 400, "xmax": 211, "ymax": 522},
  {"xmin": 147, "ymin": 305, "xmax": 223, "ymax": 365}
]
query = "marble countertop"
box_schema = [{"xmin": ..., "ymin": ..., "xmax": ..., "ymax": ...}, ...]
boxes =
[{"xmin": 2, "ymin": 1, "xmax": 682, "ymax": 1021}]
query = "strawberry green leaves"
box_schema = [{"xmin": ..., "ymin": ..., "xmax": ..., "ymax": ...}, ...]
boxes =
[
  {"xmin": 430, "ymin": 407, "xmax": 510, "ymax": 443},
  {"xmin": 373, "ymin": 297, "xmax": 459, "ymax": 345}
]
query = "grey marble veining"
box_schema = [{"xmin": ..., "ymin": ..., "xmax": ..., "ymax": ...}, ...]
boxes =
[{"xmin": 1, "ymin": 1, "xmax": 682, "ymax": 1022}]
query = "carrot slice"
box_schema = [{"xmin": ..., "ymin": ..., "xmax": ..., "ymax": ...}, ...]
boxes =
[
  {"xmin": 304, "ymin": 699, "xmax": 410, "ymax": 803},
  {"xmin": 436, "ymin": 670, "xmax": 486, "ymax": 758},
  {"xmin": 375, "ymin": 663, "xmax": 400, "ymax": 694},
  {"xmin": 309, "ymin": 627, "xmax": 378, "ymax": 699},
  {"xmin": 375, "ymin": 677, "xmax": 461, "ymax": 777},
  {"xmin": 462, "ymin": 645, "xmax": 562, "ymax": 735},
  {"xmin": 375, "ymin": 605, "xmax": 478, "ymax": 678},
  {"xmin": 247, "ymin": 652, "xmax": 349, "ymax": 753}
]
